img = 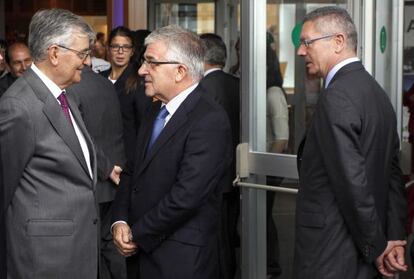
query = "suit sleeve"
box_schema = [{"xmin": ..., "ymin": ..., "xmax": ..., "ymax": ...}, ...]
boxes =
[
  {"xmin": 314, "ymin": 89, "xmax": 387, "ymax": 263},
  {"xmin": 131, "ymin": 110, "xmax": 232, "ymax": 252},
  {"xmin": 0, "ymin": 96, "xmax": 35, "ymax": 214},
  {"xmin": 386, "ymin": 132, "xmax": 407, "ymax": 240}
]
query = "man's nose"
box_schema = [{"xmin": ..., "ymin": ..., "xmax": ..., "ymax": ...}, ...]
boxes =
[
  {"xmin": 297, "ymin": 44, "xmax": 306, "ymax": 56},
  {"xmin": 138, "ymin": 64, "xmax": 147, "ymax": 76}
]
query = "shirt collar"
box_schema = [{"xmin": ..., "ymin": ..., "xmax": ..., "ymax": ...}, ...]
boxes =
[
  {"xmin": 204, "ymin": 68, "xmax": 221, "ymax": 77},
  {"xmin": 31, "ymin": 63, "xmax": 64, "ymax": 99},
  {"xmin": 164, "ymin": 83, "xmax": 198, "ymax": 117},
  {"xmin": 325, "ymin": 57, "xmax": 359, "ymax": 88}
]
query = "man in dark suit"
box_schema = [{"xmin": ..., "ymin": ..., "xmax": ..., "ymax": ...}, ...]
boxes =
[
  {"xmin": 199, "ymin": 33, "xmax": 240, "ymax": 279},
  {"xmin": 295, "ymin": 6, "xmax": 407, "ymax": 279},
  {"xmin": 67, "ymin": 66, "xmax": 127, "ymax": 279},
  {"xmin": 112, "ymin": 25, "xmax": 232, "ymax": 279},
  {"xmin": 0, "ymin": 42, "xmax": 32, "ymax": 97},
  {"xmin": 0, "ymin": 9, "xmax": 99, "ymax": 278}
]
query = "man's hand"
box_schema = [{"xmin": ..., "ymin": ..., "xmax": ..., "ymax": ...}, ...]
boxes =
[
  {"xmin": 112, "ymin": 222, "xmax": 138, "ymax": 257},
  {"xmin": 110, "ymin": 165, "xmax": 122, "ymax": 185},
  {"xmin": 376, "ymin": 240, "xmax": 407, "ymax": 277}
]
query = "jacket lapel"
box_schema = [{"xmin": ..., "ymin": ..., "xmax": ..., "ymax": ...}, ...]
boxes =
[
  {"xmin": 136, "ymin": 86, "xmax": 201, "ymax": 177},
  {"xmin": 24, "ymin": 69, "xmax": 93, "ymax": 181}
]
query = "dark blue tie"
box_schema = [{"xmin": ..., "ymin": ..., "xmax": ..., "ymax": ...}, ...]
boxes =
[{"xmin": 147, "ymin": 105, "xmax": 169, "ymax": 153}]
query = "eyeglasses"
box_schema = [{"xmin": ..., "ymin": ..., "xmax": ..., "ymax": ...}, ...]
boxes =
[
  {"xmin": 56, "ymin": 44, "xmax": 91, "ymax": 60},
  {"xmin": 109, "ymin": 44, "xmax": 133, "ymax": 52},
  {"xmin": 299, "ymin": 34, "xmax": 337, "ymax": 48},
  {"xmin": 141, "ymin": 58, "xmax": 181, "ymax": 68}
]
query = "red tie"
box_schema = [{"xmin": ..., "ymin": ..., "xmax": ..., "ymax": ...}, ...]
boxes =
[{"xmin": 57, "ymin": 92, "xmax": 73, "ymax": 125}]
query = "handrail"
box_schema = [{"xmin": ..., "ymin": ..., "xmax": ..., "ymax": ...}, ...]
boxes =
[{"xmin": 232, "ymin": 175, "xmax": 298, "ymax": 194}]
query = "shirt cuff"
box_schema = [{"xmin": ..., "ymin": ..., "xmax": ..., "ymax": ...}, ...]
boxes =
[{"xmin": 110, "ymin": 220, "xmax": 128, "ymax": 235}]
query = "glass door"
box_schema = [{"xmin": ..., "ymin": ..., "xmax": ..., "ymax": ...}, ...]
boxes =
[{"xmin": 235, "ymin": 0, "xmax": 403, "ymax": 278}]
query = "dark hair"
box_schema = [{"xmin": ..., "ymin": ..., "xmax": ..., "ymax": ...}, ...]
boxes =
[
  {"xmin": 131, "ymin": 29, "xmax": 151, "ymax": 64},
  {"xmin": 200, "ymin": 33, "xmax": 227, "ymax": 67},
  {"xmin": 108, "ymin": 26, "xmax": 134, "ymax": 48},
  {"xmin": 0, "ymin": 39, "xmax": 7, "ymax": 52},
  {"xmin": 266, "ymin": 45, "xmax": 283, "ymax": 89},
  {"xmin": 125, "ymin": 29, "xmax": 151, "ymax": 94},
  {"xmin": 96, "ymin": 32, "xmax": 105, "ymax": 43}
]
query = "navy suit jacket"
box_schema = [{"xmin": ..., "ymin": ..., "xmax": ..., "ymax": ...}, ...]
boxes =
[
  {"xmin": 112, "ymin": 84, "xmax": 232, "ymax": 278},
  {"xmin": 199, "ymin": 70, "xmax": 240, "ymax": 193},
  {"xmin": 294, "ymin": 62, "xmax": 406, "ymax": 279}
]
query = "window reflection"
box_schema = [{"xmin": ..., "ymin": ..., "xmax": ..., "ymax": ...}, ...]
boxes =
[
  {"xmin": 265, "ymin": 2, "xmax": 346, "ymax": 155},
  {"xmin": 155, "ymin": 3, "xmax": 215, "ymax": 34}
]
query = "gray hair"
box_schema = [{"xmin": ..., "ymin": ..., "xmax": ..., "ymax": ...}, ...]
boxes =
[
  {"xmin": 145, "ymin": 25, "xmax": 205, "ymax": 81},
  {"xmin": 200, "ymin": 33, "xmax": 227, "ymax": 68},
  {"xmin": 304, "ymin": 6, "xmax": 357, "ymax": 52},
  {"xmin": 28, "ymin": 9, "xmax": 95, "ymax": 62}
]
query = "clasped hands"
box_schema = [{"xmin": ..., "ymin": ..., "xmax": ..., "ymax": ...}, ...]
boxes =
[
  {"xmin": 113, "ymin": 223, "xmax": 138, "ymax": 257},
  {"xmin": 376, "ymin": 240, "xmax": 408, "ymax": 277}
]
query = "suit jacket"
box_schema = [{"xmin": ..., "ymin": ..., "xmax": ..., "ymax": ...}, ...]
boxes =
[
  {"xmin": 67, "ymin": 66, "xmax": 126, "ymax": 203},
  {"xmin": 294, "ymin": 61, "xmax": 407, "ymax": 279},
  {"xmin": 0, "ymin": 72, "xmax": 17, "ymax": 98},
  {"xmin": 112, "ymin": 85, "xmax": 232, "ymax": 279},
  {"xmin": 101, "ymin": 63, "xmax": 152, "ymax": 165},
  {"xmin": 0, "ymin": 68, "xmax": 99, "ymax": 279},
  {"xmin": 199, "ymin": 70, "xmax": 240, "ymax": 193}
]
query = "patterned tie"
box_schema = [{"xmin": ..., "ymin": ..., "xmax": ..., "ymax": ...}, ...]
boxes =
[
  {"xmin": 57, "ymin": 92, "xmax": 73, "ymax": 126},
  {"xmin": 147, "ymin": 105, "xmax": 169, "ymax": 154}
]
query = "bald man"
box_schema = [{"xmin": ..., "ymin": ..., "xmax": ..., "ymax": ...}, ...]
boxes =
[{"xmin": 0, "ymin": 42, "xmax": 32, "ymax": 97}]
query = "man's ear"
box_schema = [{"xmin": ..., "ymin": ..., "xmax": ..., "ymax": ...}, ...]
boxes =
[
  {"xmin": 48, "ymin": 45, "xmax": 59, "ymax": 66},
  {"xmin": 334, "ymin": 33, "xmax": 346, "ymax": 53},
  {"xmin": 175, "ymin": 64, "xmax": 188, "ymax": 82}
]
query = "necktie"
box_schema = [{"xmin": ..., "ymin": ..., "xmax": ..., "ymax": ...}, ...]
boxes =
[
  {"xmin": 57, "ymin": 92, "xmax": 73, "ymax": 125},
  {"xmin": 147, "ymin": 105, "xmax": 169, "ymax": 153}
]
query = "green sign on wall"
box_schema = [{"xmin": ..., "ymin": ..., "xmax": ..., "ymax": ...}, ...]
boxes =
[
  {"xmin": 380, "ymin": 26, "xmax": 387, "ymax": 53},
  {"xmin": 292, "ymin": 23, "xmax": 302, "ymax": 48}
]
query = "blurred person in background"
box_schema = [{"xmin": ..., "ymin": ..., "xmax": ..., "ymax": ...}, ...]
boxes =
[
  {"xmin": 0, "ymin": 42, "xmax": 32, "ymax": 96},
  {"xmin": 0, "ymin": 39, "xmax": 8, "ymax": 79}
]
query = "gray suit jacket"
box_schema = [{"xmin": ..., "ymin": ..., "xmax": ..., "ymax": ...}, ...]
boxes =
[
  {"xmin": 0, "ymin": 68, "xmax": 99, "ymax": 278},
  {"xmin": 67, "ymin": 67, "xmax": 126, "ymax": 203},
  {"xmin": 294, "ymin": 62, "xmax": 406, "ymax": 279}
]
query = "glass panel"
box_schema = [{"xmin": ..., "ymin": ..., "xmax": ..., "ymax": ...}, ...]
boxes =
[
  {"xmin": 262, "ymin": 2, "xmax": 347, "ymax": 278},
  {"xmin": 155, "ymin": 3, "xmax": 215, "ymax": 33},
  {"xmin": 374, "ymin": 0, "xmax": 392, "ymax": 96},
  {"xmin": 261, "ymin": 1, "xmax": 347, "ymax": 155}
]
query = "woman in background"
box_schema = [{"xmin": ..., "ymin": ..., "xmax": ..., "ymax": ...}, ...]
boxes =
[{"xmin": 101, "ymin": 27, "xmax": 152, "ymax": 165}]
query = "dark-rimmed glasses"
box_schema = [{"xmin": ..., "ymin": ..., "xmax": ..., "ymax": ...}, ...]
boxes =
[
  {"xmin": 109, "ymin": 45, "xmax": 133, "ymax": 52},
  {"xmin": 56, "ymin": 44, "xmax": 91, "ymax": 60},
  {"xmin": 141, "ymin": 58, "xmax": 181, "ymax": 68},
  {"xmin": 300, "ymin": 34, "xmax": 337, "ymax": 48}
]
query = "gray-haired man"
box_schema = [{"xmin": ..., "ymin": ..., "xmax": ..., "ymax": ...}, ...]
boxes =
[{"xmin": 0, "ymin": 9, "xmax": 100, "ymax": 278}]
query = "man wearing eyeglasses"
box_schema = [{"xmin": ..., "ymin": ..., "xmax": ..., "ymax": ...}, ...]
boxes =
[
  {"xmin": 294, "ymin": 6, "xmax": 407, "ymax": 279},
  {"xmin": 111, "ymin": 25, "xmax": 232, "ymax": 279},
  {"xmin": 0, "ymin": 9, "xmax": 99, "ymax": 279}
]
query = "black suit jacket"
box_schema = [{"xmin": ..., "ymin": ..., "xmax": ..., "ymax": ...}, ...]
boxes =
[
  {"xmin": 112, "ymin": 85, "xmax": 232, "ymax": 279},
  {"xmin": 67, "ymin": 67, "xmax": 126, "ymax": 203},
  {"xmin": 199, "ymin": 70, "xmax": 240, "ymax": 193},
  {"xmin": 0, "ymin": 73, "xmax": 17, "ymax": 98},
  {"xmin": 101, "ymin": 64, "xmax": 152, "ymax": 165},
  {"xmin": 294, "ymin": 61, "xmax": 407, "ymax": 279}
]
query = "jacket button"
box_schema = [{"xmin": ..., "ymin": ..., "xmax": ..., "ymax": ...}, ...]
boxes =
[{"xmin": 93, "ymin": 218, "xmax": 98, "ymax": 225}]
